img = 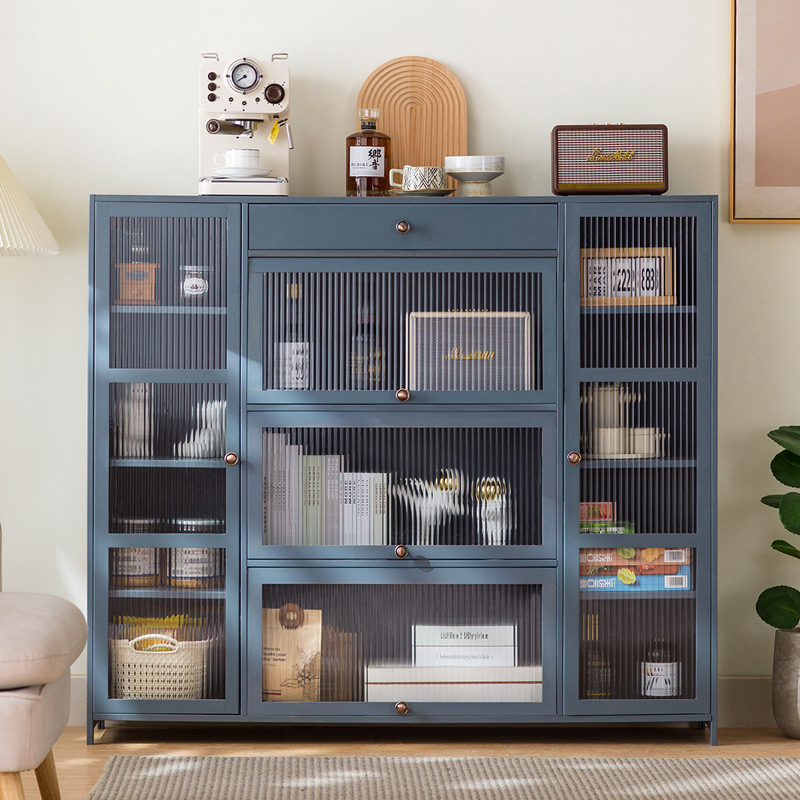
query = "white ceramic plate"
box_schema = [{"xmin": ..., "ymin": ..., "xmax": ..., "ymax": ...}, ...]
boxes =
[
  {"xmin": 213, "ymin": 167, "xmax": 273, "ymax": 178},
  {"xmin": 389, "ymin": 188, "xmax": 455, "ymax": 197}
]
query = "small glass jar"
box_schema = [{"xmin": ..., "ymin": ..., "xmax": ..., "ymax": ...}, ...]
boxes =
[
  {"xmin": 180, "ymin": 265, "xmax": 210, "ymax": 302},
  {"xmin": 167, "ymin": 547, "xmax": 223, "ymax": 589}
]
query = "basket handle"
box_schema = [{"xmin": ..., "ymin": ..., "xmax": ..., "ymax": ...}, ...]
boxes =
[{"xmin": 128, "ymin": 634, "xmax": 179, "ymax": 653}]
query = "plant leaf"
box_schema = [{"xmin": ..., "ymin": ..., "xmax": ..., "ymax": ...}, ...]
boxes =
[
  {"xmin": 756, "ymin": 585, "xmax": 800, "ymax": 629},
  {"xmin": 771, "ymin": 450, "xmax": 800, "ymax": 488},
  {"xmin": 769, "ymin": 427, "xmax": 800, "ymax": 457},
  {"xmin": 779, "ymin": 493, "xmax": 800, "ymax": 534},
  {"xmin": 772, "ymin": 539, "xmax": 800, "ymax": 559},
  {"xmin": 762, "ymin": 494, "xmax": 785, "ymax": 508}
]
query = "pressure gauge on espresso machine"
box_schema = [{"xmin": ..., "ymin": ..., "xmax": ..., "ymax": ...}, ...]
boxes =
[{"xmin": 226, "ymin": 58, "xmax": 262, "ymax": 93}]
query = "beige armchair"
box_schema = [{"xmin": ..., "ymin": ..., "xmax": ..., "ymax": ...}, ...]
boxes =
[{"xmin": 0, "ymin": 526, "xmax": 87, "ymax": 800}]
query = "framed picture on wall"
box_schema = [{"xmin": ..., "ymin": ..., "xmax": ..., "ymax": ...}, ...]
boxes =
[
  {"xmin": 579, "ymin": 247, "xmax": 675, "ymax": 307},
  {"xmin": 731, "ymin": 0, "xmax": 800, "ymax": 222}
]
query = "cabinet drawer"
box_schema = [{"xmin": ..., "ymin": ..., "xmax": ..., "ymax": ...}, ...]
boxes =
[{"xmin": 248, "ymin": 203, "xmax": 558, "ymax": 251}]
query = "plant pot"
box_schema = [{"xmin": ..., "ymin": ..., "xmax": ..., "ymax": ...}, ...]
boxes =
[{"xmin": 773, "ymin": 628, "xmax": 800, "ymax": 737}]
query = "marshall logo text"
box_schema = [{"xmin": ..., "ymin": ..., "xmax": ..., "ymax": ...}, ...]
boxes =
[
  {"xmin": 444, "ymin": 347, "xmax": 496, "ymax": 361},
  {"xmin": 586, "ymin": 148, "xmax": 635, "ymax": 162}
]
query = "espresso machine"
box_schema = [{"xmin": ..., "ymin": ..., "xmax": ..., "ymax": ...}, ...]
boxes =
[{"xmin": 199, "ymin": 52, "xmax": 293, "ymax": 196}]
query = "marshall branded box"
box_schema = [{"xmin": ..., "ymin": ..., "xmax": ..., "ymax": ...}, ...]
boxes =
[
  {"xmin": 406, "ymin": 311, "xmax": 532, "ymax": 391},
  {"xmin": 551, "ymin": 124, "xmax": 668, "ymax": 195}
]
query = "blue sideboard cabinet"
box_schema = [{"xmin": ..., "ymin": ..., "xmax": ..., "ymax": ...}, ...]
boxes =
[{"xmin": 88, "ymin": 195, "xmax": 717, "ymax": 741}]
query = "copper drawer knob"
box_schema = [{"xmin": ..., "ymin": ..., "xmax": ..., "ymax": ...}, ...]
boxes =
[
  {"xmin": 567, "ymin": 451, "xmax": 582, "ymax": 465},
  {"xmin": 224, "ymin": 452, "xmax": 240, "ymax": 466},
  {"xmin": 395, "ymin": 220, "xmax": 411, "ymax": 234},
  {"xmin": 395, "ymin": 388, "xmax": 410, "ymax": 402},
  {"xmin": 395, "ymin": 701, "xmax": 410, "ymax": 715},
  {"xmin": 395, "ymin": 544, "xmax": 409, "ymax": 559}
]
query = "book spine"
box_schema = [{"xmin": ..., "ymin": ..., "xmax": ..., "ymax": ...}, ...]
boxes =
[
  {"xmin": 286, "ymin": 444, "xmax": 302, "ymax": 545},
  {"xmin": 340, "ymin": 473, "xmax": 357, "ymax": 546},
  {"xmin": 324, "ymin": 455, "xmax": 342, "ymax": 545}
]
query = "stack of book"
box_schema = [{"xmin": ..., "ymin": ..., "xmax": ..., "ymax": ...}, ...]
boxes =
[{"xmin": 263, "ymin": 432, "xmax": 388, "ymax": 545}]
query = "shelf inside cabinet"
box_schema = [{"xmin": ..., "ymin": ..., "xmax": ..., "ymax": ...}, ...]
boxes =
[
  {"xmin": 580, "ymin": 458, "xmax": 697, "ymax": 469},
  {"xmin": 581, "ymin": 305, "xmax": 697, "ymax": 316},
  {"xmin": 110, "ymin": 458, "xmax": 226, "ymax": 469},
  {"xmin": 109, "ymin": 588, "xmax": 227, "ymax": 600},
  {"xmin": 112, "ymin": 306, "xmax": 228, "ymax": 316}
]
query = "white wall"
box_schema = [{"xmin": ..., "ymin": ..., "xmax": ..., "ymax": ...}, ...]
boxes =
[{"xmin": 0, "ymin": 0, "xmax": 789, "ymax": 681}]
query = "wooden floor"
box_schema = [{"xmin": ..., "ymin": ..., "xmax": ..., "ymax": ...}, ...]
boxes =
[{"xmin": 20, "ymin": 725, "xmax": 800, "ymax": 800}]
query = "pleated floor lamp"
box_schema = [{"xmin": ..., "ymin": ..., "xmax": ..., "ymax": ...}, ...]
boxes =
[{"xmin": 0, "ymin": 154, "xmax": 59, "ymax": 256}]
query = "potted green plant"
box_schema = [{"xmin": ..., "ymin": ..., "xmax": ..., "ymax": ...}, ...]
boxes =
[{"xmin": 757, "ymin": 425, "xmax": 800, "ymax": 737}]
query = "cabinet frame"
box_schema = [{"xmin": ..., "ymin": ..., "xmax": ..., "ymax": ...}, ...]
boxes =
[
  {"xmin": 245, "ymin": 564, "xmax": 558, "ymax": 721},
  {"xmin": 560, "ymin": 199, "xmax": 717, "ymax": 728},
  {"xmin": 88, "ymin": 200, "xmax": 243, "ymax": 722}
]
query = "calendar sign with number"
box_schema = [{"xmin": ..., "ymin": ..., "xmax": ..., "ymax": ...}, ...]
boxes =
[{"xmin": 579, "ymin": 247, "xmax": 675, "ymax": 306}]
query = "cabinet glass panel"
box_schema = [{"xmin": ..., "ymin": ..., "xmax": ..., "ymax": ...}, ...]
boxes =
[
  {"xmin": 578, "ymin": 546, "xmax": 696, "ymax": 700},
  {"xmin": 579, "ymin": 381, "xmax": 695, "ymax": 535},
  {"xmin": 258, "ymin": 425, "xmax": 542, "ymax": 547},
  {"xmin": 579, "ymin": 215, "xmax": 697, "ymax": 369},
  {"xmin": 107, "ymin": 547, "xmax": 226, "ymax": 700},
  {"xmin": 109, "ymin": 216, "xmax": 228, "ymax": 370},
  {"xmin": 258, "ymin": 584, "xmax": 543, "ymax": 704},
  {"xmin": 108, "ymin": 383, "xmax": 226, "ymax": 533},
  {"xmin": 258, "ymin": 271, "xmax": 541, "ymax": 392}
]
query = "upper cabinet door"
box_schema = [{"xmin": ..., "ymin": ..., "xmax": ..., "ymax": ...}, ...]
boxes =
[
  {"xmin": 93, "ymin": 202, "xmax": 242, "ymax": 374},
  {"xmin": 247, "ymin": 258, "xmax": 557, "ymax": 405}
]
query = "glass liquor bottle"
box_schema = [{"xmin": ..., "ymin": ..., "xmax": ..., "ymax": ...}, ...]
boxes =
[
  {"xmin": 346, "ymin": 108, "xmax": 392, "ymax": 197},
  {"xmin": 350, "ymin": 299, "xmax": 384, "ymax": 389},
  {"xmin": 640, "ymin": 638, "xmax": 681, "ymax": 698},
  {"xmin": 274, "ymin": 281, "xmax": 309, "ymax": 389},
  {"xmin": 580, "ymin": 613, "xmax": 613, "ymax": 699}
]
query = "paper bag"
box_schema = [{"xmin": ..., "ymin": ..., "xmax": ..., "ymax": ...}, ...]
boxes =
[{"xmin": 262, "ymin": 603, "xmax": 322, "ymax": 701}]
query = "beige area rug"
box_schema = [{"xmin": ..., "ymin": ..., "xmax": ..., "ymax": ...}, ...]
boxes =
[{"xmin": 87, "ymin": 755, "xmax": 800, "ymax": 800}]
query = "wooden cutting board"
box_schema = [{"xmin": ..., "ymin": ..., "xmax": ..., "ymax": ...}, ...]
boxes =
[{"xmin": 357, "ymin": 56, "xmax": 467, "ymax": 186}]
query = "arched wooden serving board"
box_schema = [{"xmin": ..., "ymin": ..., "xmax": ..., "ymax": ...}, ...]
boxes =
[{"xmin": 357, "ymin": 56, "xmax": 467, "ymax": 188}]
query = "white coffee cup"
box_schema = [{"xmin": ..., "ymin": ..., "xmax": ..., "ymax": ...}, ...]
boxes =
[
  {"xmin": 389, "ymin": 165, "xmax": 446, "ymax": 191},
  {"xmin": 592, "ymin": 427, "xmax": 629, "ymax": 456},
  {"xmin": 632, "ymin": 427, "xmax": 665, "ymax": 457},
  {"xmin": 214, "ymin": 148, "xmax": 260, "ymax": 169}
]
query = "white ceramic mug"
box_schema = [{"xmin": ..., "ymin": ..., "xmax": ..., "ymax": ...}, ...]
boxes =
[
  {"xmin": 389, "ymin": 165, "xmax": 446, "ymax": 191},
  {"xmin": 592, "ymin": 427, "xmax": 629, "ymax": 456},
  {"xmin": 213, "ymin": 148, "xmax": 260, "ymax": 169},
  {"xmin": 632, "ymin": 427, "xmax": 665, "ymax": 457}
]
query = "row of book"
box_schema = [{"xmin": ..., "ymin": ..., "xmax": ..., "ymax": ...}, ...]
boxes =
[{"xmin": 263, "ymin": 433, "xmax": 388, "ymax": 545}]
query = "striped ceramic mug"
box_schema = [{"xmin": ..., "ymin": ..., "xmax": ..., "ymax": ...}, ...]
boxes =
[{"xmin": 389, "ymin": 165, "xmax": 446, "ymax": 191}]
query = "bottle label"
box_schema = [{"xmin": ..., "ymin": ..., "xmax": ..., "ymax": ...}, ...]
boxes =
[
  {"xmin": 640, "ymin": 660, "xmax": 680, "ymax": 697},
  {"xmin": 349, "ymin": 146, "xmax": 385, "ymax": 178},
  {"xmin": 182, "ymin": 275, "xmax": 209, "ymax": 297},
  {"xmin": 275, "ymin": 342, "xmax": 309, "ymax": 389},
  {"xmin": 116, "ymin": 548, "xmax": 156, "ymax": 576},
  {"xmin": 170, "ymin": 548, "xmax": 219, "ymax": 578}
]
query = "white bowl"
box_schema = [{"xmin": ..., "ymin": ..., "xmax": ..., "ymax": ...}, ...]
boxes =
[{"xmin": 445, "ymin": 155, "xmax": 505, "ymax": 173}]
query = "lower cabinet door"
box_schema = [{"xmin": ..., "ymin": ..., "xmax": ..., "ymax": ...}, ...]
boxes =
[
  {"xmin": 93, "ymin": 545, "xmax": 240, "ymax": 716},
  {"xmin": 563, "ymin": 544, "xmax": 712, "ymax": 716},
  {"xmin": 246, "ymin": 565, "xmax": 557, "ymax": 720}
]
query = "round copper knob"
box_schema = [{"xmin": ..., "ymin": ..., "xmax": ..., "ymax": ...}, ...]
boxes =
[
  {"xmin": 394, "ymin": 701, "xmax": 410, "ymax": 715},
  {"xmin": 395, "ymin": 220, "xmax": 411, "ymax": 233},
  {"xmin": 395, "ymin": 388, "xmax": 410, "ymax": 403},
  {"xmin": 394, "ymin": 544, "xmax": 409, "ymax": 559},
  {"xmin": 224, "ymin": 452, "xmax": 240, "ymax": 466},
  {"xmin": 567, "ymin": 451, "xmax": 582, "ymax": 465}
]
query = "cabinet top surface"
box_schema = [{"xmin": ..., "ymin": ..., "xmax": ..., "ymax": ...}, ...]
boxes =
[{"xmin": 90, "ymin": 194, "xmax": 718, "ymax": 205}]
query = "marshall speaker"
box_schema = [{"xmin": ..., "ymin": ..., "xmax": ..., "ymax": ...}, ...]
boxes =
[{"xmin": 551, "ymin": 124, "xmax": 668, "ymax": 195}]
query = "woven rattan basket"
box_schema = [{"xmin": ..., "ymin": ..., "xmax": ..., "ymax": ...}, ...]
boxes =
[{"xmin": 109, "ymin": 634, "xmax": 212, "ymax": 699}]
